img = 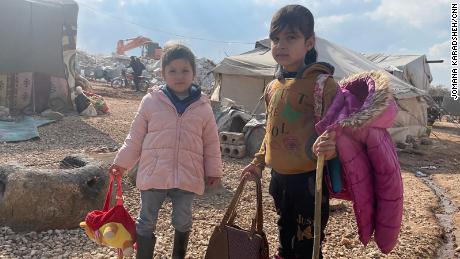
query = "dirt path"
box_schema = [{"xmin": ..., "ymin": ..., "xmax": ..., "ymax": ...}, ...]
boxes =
[
  {"xmin": 0, "ymin": 84, "xmax": 455, "ymax": 258},
  {"xmin": 398, "ymin": 121, "xmax": 460, "ymax": 258}
]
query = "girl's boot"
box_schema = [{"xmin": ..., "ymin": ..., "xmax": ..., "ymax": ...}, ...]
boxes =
[
  {"xmin": 136, "ymin": 233, "xmax": 156, "ymax": 259},
  {"xmin": 172, "ymin": 230, "xmax": 190, "ymax": 259}
]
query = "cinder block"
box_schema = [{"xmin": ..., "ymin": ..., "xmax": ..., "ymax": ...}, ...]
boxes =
[
  {"xmin": 220, "ymin": 144, "xmax": 246, "ymax": 159},
  {"xmin": 219, "ymin": 131, "xmax": 245, "ymax": 145},
  {"xmin": 220, "ymin": 144, "xmax": 231, "ymax": 156}
]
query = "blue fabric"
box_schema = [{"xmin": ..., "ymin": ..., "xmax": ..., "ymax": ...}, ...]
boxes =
[
  {"xmin": 161, "ymin": 84, "xmax": 202, "ymax": 115},
  {"xmin": 283, "ymin": 71, "xmax": 298, "ymax": 78},
  {"xmin": 327, "ymin": 157, "xmax": 343, "ymax": 193},
  {"xmin": 0, "ymin": 116, "xmax": 55, "ymax": 142}
]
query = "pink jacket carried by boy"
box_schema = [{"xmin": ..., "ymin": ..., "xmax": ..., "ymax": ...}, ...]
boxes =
[
  {"xmin": 316, "ymin": 71, "xmax": 403, "ymax": 254},
  {"xmin": 114, "ymin": 89, "xmax": 223, "ymax": 195}
]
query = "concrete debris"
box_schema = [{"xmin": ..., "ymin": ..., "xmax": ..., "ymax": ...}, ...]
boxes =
[
  {"xmin": 76, "ymin": 50, "xmax": 216, "ymax": 92},
  {"xmin": 415, "ymin": 171, "xmax": 427, "ymax": 178},
  {"xmin": 195, "ymin": 58, "xmax": 216, "ymax": 93}
]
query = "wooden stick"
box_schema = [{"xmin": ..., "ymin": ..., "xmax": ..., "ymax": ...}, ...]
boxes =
[{"xmin": 312, "ymin": 155, "xmax": 325, "ymax": 259}]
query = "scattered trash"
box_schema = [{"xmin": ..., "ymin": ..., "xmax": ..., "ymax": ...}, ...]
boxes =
[
  {"xmin": 406, "ymin": 135, "xmax": 416, "ymax": 144},
  {"xmin": 421, "ymin": 138, "xmax": 434, "ymax": 145},
  {"xmin": 0, "ymin": 106, "xmax": 13, "ymax": 121},
  {"xmin": 41, "ymin": 109, "xmax": 64, "ymax": 121},
  {"xmin": 420, "ymin": 166, "xmax": 437, "ymax": 170},
  {"xmin": 415, "ymin": 171, "xmax": 427, "ymax": 178},
  {"xmin": 396, "ymin": 142, "xmax": 411, "ymax": 149}
]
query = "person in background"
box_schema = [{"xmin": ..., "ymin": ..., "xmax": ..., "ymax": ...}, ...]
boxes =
[{"xmin": 127, "ymin": 56, "xmax": 146, "ymax": 91}]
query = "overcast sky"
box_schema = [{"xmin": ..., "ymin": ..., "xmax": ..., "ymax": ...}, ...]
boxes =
[{"xmin": 75, "ymin": 0, "xmax": 450, "ymax": 87}]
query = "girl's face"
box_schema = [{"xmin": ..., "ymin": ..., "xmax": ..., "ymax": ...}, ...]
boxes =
[
  {"xmin": 162, "ymin": 58, "xmax": 195, "ymax": 94},
  {"xmin": 271, "ymin": 27, "xmax": 314, "ymax": 72}
]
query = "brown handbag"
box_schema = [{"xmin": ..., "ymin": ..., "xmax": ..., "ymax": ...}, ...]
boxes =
[{"xmin": 205, "ymin": 176, "xmax": 269, "ymax": 259}]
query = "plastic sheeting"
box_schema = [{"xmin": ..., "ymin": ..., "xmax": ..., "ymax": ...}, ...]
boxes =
[
  {"xmin": 212, "ymin": 37, "xmax": 429, "ymax": 142},
  {"xmin": 213, "ymin": 37, "xmax": 425, "ymax": 100},
  {"xmin": 364, "ymin": 54, "xmax": 432, "ymax": 90}
]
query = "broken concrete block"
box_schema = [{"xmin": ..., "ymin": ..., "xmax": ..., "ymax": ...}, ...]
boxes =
[
  {"xmin": 220, "ymin": 144, "xmax": 246, "ymax": 158},
  {"xmin": 219, "ymin": 131, "xmax": 245, "ymax": 145}
]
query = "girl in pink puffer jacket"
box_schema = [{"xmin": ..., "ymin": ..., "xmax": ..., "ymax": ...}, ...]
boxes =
[{"xmin": 109, "ymin": 44, "xmax": 223, "ymax": 259}]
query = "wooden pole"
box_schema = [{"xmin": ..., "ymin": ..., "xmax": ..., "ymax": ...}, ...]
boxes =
[{"xmin": 312, "ymin": 155, "xmax": 325, "ymax": 259}]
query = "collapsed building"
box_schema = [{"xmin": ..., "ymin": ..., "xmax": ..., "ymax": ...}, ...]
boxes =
[{"xmin": 76, "ymin": 51, "xmax": 216, "ymax": 93}]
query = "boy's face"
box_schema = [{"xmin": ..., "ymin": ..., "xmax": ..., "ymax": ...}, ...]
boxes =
[
  {"xmin": 162, "ymin": 58, "xmax": 195, "ymax": 94},
  {"xmin": 271, "ymin": 28, "xmax": 314, "ymax": 72}
]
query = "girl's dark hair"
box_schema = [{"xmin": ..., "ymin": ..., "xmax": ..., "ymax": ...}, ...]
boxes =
[
  {"xmin": 161, "ymin": 43, "xmax": 196, "ymax": 75},
  {"xmin": 269, "ymin": 5, "xmax": 317, "ymax": 65}
]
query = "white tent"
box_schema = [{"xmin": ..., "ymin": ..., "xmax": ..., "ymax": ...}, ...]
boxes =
[
  {"xmin": 364, "ymin": 54, "xmax": 433, "ymax": 90},
  {"xmin": 212, "ymin": 37, "xmax": 428, "ymax": 143}
]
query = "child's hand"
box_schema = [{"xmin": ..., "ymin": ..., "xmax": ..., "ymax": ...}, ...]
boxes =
[
  {"xmin": 241, "ymin": 163, "xmax": 263, "ymax": 181},
  {"xmin": 206, "ymin": 177, "xmax": 221, "ymax": 188},
  {"xmin": 312, "ymin": 130, "xmax": 337, "ymax": 160},
  {"xmin": 108, "ymin": 164, "xmax": 126, "ymax": 177}
]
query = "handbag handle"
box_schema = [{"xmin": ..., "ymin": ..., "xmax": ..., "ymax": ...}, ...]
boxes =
[
  {"xmin": 102, "ymin": 174, "xmax": 124, "ymax": 211},
  {"xmin": 220, "ymin": 175, "xmax": 263, "ymax": 233}
]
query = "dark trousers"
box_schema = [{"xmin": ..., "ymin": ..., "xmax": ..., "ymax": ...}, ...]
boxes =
[
  {"xmin": 133, "ymin": 74, "xmax": 141, "ymax": 91},
  {"xmin": 269, "ymin": 170, "xmax": 330, "ymax": 259}
]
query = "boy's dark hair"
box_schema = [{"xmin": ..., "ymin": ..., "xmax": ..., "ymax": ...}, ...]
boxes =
[
  {"xmin": 161, "ymin": 43, "xmax": 196, "ymax": 75},
  {"xmin": 269, "ymin": 5, "xmax": 318, "ymax": 65}
]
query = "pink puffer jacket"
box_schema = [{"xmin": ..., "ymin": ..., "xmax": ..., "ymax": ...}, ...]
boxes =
[
  {"xmin": 114, "ymin": 89, "xmax": 223, "ymax": 195},
  {"xmin": 316, "ymin": 71, "xmax": 403, "ymax": 254}
]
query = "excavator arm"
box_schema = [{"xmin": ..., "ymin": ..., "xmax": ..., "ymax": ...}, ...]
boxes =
[{"xmin": 116, "ymin": 36, "xmax": 152, "ymax": 55}]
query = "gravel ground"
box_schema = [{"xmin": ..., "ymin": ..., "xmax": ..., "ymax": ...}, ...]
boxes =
[{"xmin": 0, "ymin": 84, "xmax": 449, "ymax": 258}]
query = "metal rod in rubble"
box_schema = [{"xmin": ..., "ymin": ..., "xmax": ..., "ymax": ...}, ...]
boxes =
[{"xmin": 312, "ymin": 155, "xmax": 325, "ymax": 259}]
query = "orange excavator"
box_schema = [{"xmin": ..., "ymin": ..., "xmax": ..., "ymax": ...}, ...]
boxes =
[{"xmin": 116, "ymin": 36, "xmax": 163, "ymax": 60}]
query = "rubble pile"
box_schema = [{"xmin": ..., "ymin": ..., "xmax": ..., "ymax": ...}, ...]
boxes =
[
  {"xmin": 76, "ymin": 50, "xmax": 129, "ymax": 80},
  {"xmin": 195, "ymin": 58, "xmax": 216, "ymax": 93},
  {"xmin": 76, "ymin": 50, "xmax": 216, "ymax": 93}
]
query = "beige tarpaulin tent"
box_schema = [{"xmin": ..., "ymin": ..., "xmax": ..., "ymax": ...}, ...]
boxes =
[
  {"xmin": 0, "ymin": 0, "xmax": 78, "ymax": 114},
  {"xmin": 442, "ymin": 96, "xmax": 460, "ymax": 116},
  {"xmin": 364, "ymin": 54, "xmax": 433, "ymax": 90},
  {"xmin": 212, "ymin": 37, "xmax": 428, "ymax": 143}
]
